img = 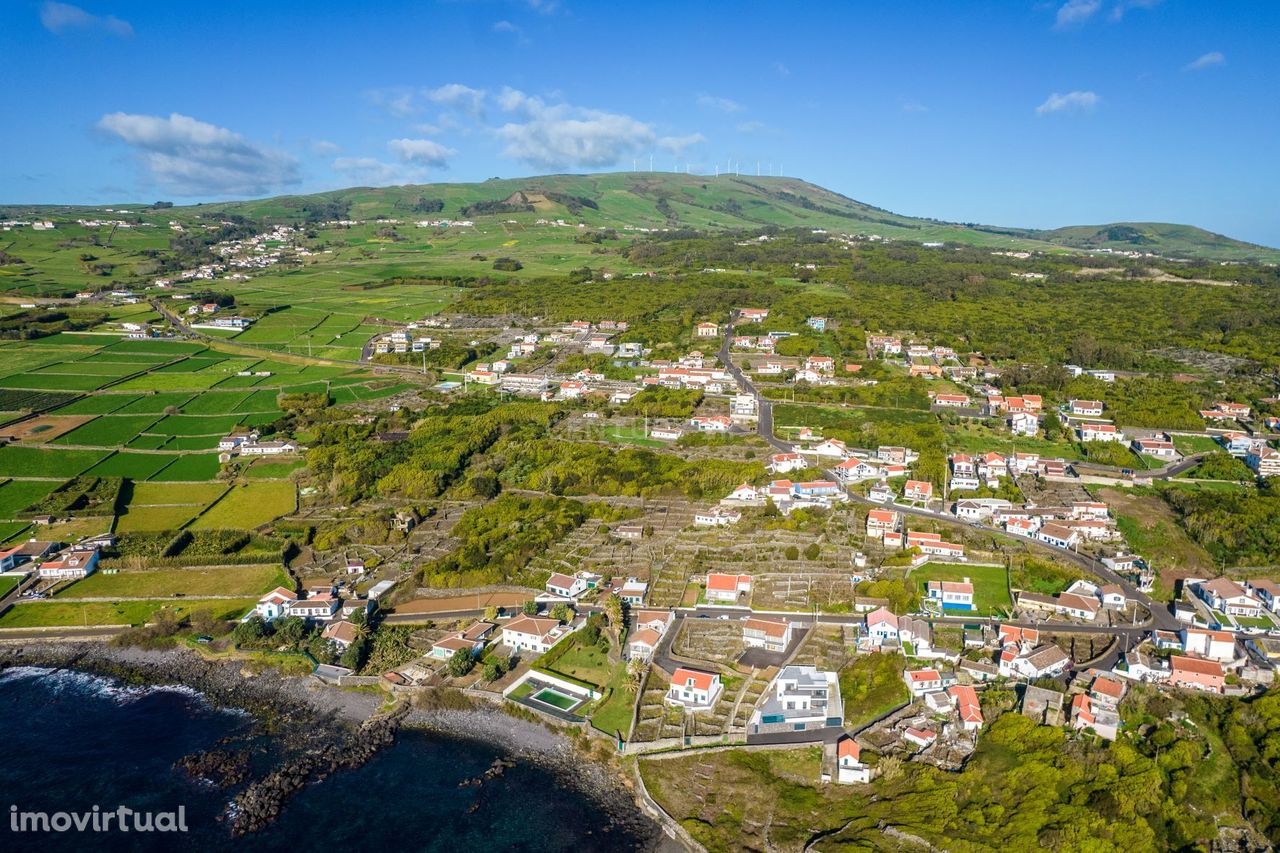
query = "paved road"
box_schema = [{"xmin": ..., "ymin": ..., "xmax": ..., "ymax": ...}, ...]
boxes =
[{"xmin": 718, "ymin": 321, "xmax": 790, "ymax": 453}]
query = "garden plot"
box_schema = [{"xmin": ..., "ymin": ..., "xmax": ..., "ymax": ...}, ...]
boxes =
[
  {"xmin": 672, "ymin": 620, "xmax": 745, "ymax": 666},
  {"xmin": 691, "ymin": 674, "xmax": 742, "ymax": 736},
  {"xmin": 790, "ymin": 624, "xmax": 857, "ymax": 671},
  {"xmin": 752, "ymin": 573, "xmax": 860, "ymax": 613},
  {"xmin": 632, "ymin": 667, "xmax": 685, "ymax": 742},
  {"xmin": 0, "ymin": 371, "xmax": 109, "ymax": 391},
  {"xmin": 730, "ymin": 669, "xmax": 775, "ymax": 729}
]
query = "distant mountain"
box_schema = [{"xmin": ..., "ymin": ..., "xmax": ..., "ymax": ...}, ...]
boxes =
[{"xmin": 17, "ymin": 172, "xmax": 1280, "ymax": 262}]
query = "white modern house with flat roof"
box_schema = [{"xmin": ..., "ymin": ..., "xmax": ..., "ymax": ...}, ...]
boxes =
[{"xmin": 748, "ymin": 665, "xmax": 843, "ymax": 736}]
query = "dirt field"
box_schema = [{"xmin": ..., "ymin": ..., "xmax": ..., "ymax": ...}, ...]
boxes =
[
  {"xmin": 393, "ymin": 591, "xmax": 531, "ymax": 614},
  {"xmin": 0, "ymin": 415, "xmax": 94, "ymax": 443}
]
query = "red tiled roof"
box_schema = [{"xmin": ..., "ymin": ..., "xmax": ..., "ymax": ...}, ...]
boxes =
[{"xmin": 671, "ymin": 667, "xmax": 717, "ymax": 691}]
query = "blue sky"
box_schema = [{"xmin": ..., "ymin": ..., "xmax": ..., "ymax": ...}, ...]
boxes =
[{"xmin": 2, "ymin": 0, "xmax": 1277, "ymax": 246}]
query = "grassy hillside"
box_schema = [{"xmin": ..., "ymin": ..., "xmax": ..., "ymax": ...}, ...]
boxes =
[{"xmin": 4, "ymin": 172, "xmax": 1276, "ymax": 262}]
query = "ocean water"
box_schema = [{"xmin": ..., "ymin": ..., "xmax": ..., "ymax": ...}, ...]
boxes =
[{"xmin": 0, "ymin": 667, "xmax": 655, "ymax": 851}]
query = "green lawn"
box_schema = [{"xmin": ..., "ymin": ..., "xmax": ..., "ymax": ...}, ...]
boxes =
[
  {"xmin": 58, "ymin": 565, "xmax": 288, "ymax": 599},
  {"xmin": 0, "ymin": 576, "xmax": 19, "ymax": 599},
  {"xmin": 913, "ymin": 562, "xmax": 1011, "ymax": 614},
  {"xmin": 0, "ymin": 478, "xmax": 64, "ymax": 518},
  {"xmin": 148, "ymin": 453, "xmax": 223, "ymax": 482},
  {"xmin": 1172, "ymin": 434, "xmax": 1222, "ymax": 455},
  {"xmin": 0, "ymin": 597, "xmax": 257, "ymax": 628},
  {"xmin": 114, "ymin": 503, "xmax": 201, "ymax": 532}
]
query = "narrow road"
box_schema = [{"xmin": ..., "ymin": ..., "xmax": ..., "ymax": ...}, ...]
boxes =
[{"xmin": 719, "ymin": 319, "xmax": 791, "ymax": 453}]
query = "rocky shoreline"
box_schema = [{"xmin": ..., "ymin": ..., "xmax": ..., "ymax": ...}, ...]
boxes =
[{"xmin": 0, "ymin": 642, "xmax": 669, "ymax": 849}]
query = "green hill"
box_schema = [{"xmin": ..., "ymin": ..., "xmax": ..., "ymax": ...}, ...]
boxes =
[{"xmin": 7, "ymin": 172, "xmax": 1277, "ymax": 262}]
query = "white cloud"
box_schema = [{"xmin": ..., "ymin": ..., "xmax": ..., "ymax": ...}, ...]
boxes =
[
  {"xmin": 657, "ymin": 133, "xmax": 706, "ymax": 157},
  {"xmin": 1035, "ymin": 90, "xmax": 1100, "ymax": 115},
  {"xmin": 1185, "ymin": 51, "xmax": 1226, "ymax": 71},
  {"xmin": 310, "ymin": 139, "xmax": 341, "ymax": 156},
  {"xmin": 387, "ymin": 137, "xmax": 455, "ymax": 167},
  {"xmin": 96, "ymin": 112, "xmax": 298, "ymax": 196},
  {"xmin": 522, "ymin": 0, "xmax": 559, "ymax": 14},
  {"xmin": 425, "ymin": 83, "xmax": 487, "ymax": 117},
  {"xmin": 901, "ymin": 101, "xmax": 928, "ymax": 113},
  {"xmin": 332, "ymin": 157, "xmax": 426, "ymax": 186},
  {"xmin": 40, "ymin": 2, "xmax": 132, "ymax": 36},
  {"xmin": 774, "ymin": 61, "xmax": 791, "ymax": 77},
  {"xmin": 1054, "ymin": 0, "xmax": 1101, "ymax": 28},
  {"xmin": 494, "ymin": 88, "xmax": 659, "ymax": 170},
  {"xmin": 735, "ymin": 120, "xmax": 766, "ymax": 133},
  {"xmin": 1110, "ymin": 0, "xmax": 1163, "ymax": 21},
  {"xmin": 696, "ymin": 94, "xmax": 745, "ymax": 113}
]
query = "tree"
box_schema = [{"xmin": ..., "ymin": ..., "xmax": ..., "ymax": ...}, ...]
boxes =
[
  {"xmin": 604, "ymin": 593, "xmax": 624, "ymax": 627},
  {"xmin": 340, "ymin": 636, "xmax": 368, "ymax": 670},
  {"xmin": 627, "ymin": 659, "xmax": 647, "ymax": 689},
  {"xmin": 784, "ymin": 545, "xmax": 800, "ymax": 560},
  {"xmin": 448, "ymin": 648, "xmax": 474, "ymax": 677},
  {"xmin": 273, "ymin": 616, "xmax": 307, "ymax": 646},
  {"xmin": 550, "ymin": 602, "xmax": 573, "ymax": 622},
  {"xmin": 803, "ymin": 542, "xmax": 821, "ymax": 560},
  {"xmin": 521, "ymin": 599, "xmax": 539, "ymax": 616},
  {"xmin": 483, "ymin": 605, "xmax": 499, "ymax": 622},
  {"xmin": 232, "ymin": 614, "xmax": 269, "ymax": 645},
  {"xmin": 482, "ymin": 660, "xmax": 503, "ymax": 682}
]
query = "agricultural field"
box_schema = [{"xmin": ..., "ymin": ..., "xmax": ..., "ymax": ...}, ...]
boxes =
[
  {"xmin": 0, "ymin": 446, "xmax": 110, "ymax": 478},
  {"xmin": 58, "ymin": 564, "xmax": 289, "ymax": 599},
  {"xmin": 189, "ymin": 481, "xmax": 296, "ymax": 530}
]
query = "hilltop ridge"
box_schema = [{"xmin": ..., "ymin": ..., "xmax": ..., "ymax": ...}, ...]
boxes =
[{"xmin": 4, "ymin": 172, "xmax": 1276, "ymax": 262}]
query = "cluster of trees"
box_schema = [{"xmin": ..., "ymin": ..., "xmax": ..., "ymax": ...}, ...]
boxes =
[
  {"xmin": 617, "ymin": 387, "xmax": 702, "ymax": 418},
  {"xmin": 233, "ymin": 609, "xmax": 370, "ymax": 670},
  {"xmin": 307, "ymin": 401, "xmax": 554, "ymax": 503},
  {"xmin": 420, "ymin": 494, "xmax": 628, "ymax": 587},
  {"xmin": 496, "ymin": 438, "xmax": 764, "ymax": 499},
  {"xmin": 1164, "ymin": 483, "xmax": 1280, "ymax": 565},
  {"xmin": 1188, "ymin": 451, "xmax": 1254, "ymax": 482}
]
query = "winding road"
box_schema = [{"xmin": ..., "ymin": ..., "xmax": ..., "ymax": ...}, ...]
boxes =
[{"xmin": 717, "ymin": 317, "xmax": 1179, "ymax": 631}]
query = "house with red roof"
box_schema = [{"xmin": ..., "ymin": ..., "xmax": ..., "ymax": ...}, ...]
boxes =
[
  {"xmin": 902, "ymin": 727, "xmax": 937, "ymax": 749},
  {"xmin": 1170, "ymin": 655, "xmax": 1225, "ymax": 693},
  {"xmin": 254, "ymin": 586, "xmax": 298, "ymax": 622},
  {"xmin": 704, "ymin": 572, "xmax": 752, "ymax": 604},
  {"xmin": 321, "ymin": 620, "xmax": 360, "ymax": 650},
  {"xmin": 836, "ymin": 735, "xmax": 870, "ymax": 784},
  {"xmin": 903, "ymin": 480, "xmax": 934, "ymax": 503},
  {"xmin": 743, "ymin": 616, "xmax": 793, "ymax": 652},
  {"xmin": 501, "ymin": 615, "xmax": 573, "ymax": 654},
  {"xmin": 903, "ymin": 668, "xmax": 944, "ymax": 695},
  {"xmin": 925, "ymin": 577, "xmax": 974, "ymax": 611},
  {"xmin": 948, "ymin": 684, "xmax": 983, "ymax": 731},
  {"xmin": 865, "ymin": 509, "xmax": 900, "ymax": 540},
  {"xmin": 665, "ymin": 667, "xmax": 723, "ymax": 711}
]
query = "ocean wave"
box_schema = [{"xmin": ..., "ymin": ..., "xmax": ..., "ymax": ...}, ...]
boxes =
[{"xmin": 0, "ymin": 665, "xmax": 229, "ymax": 710}]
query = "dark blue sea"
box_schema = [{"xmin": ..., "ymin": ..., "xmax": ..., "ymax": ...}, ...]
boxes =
[{"xmin": 0, "ymin": 666, "xmax": 656, "ymax": 851}]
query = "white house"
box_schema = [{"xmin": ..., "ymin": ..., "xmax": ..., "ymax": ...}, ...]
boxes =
[
  {"xmin": 1181, "ymin": 627, "xmax": 1236, "ymax": 663},
  {"xmin": 501, "ymin": 615, "xmax": 573, "ymax": 654},
  {"xmin": 545, "ymin": 572, "xmax": 588, "ymax": 599},
  {"xmin": 836, "ymin": 736, "xmax": 870, "ymax": 784},
  {"xmin": 925, "ymin": 578, "xmax": 974, "ymax": 611},
  {"xmin": 665, "ymin": 667, "xmax": 722, "ymax": 711},
  {"xmin": 704, "ymin": 573, "xmax": 752, "ymax": 603},
  {"xmin": 37, "ymin": 547, "xmax": 99, "ymax": 581},
  {"xmin": 254, "ymin": 586, "xmax": 297, "ymax": 621},
  {"xmin": 742, "ymin": 616, "xmax": 793, "ymax": 652}
]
